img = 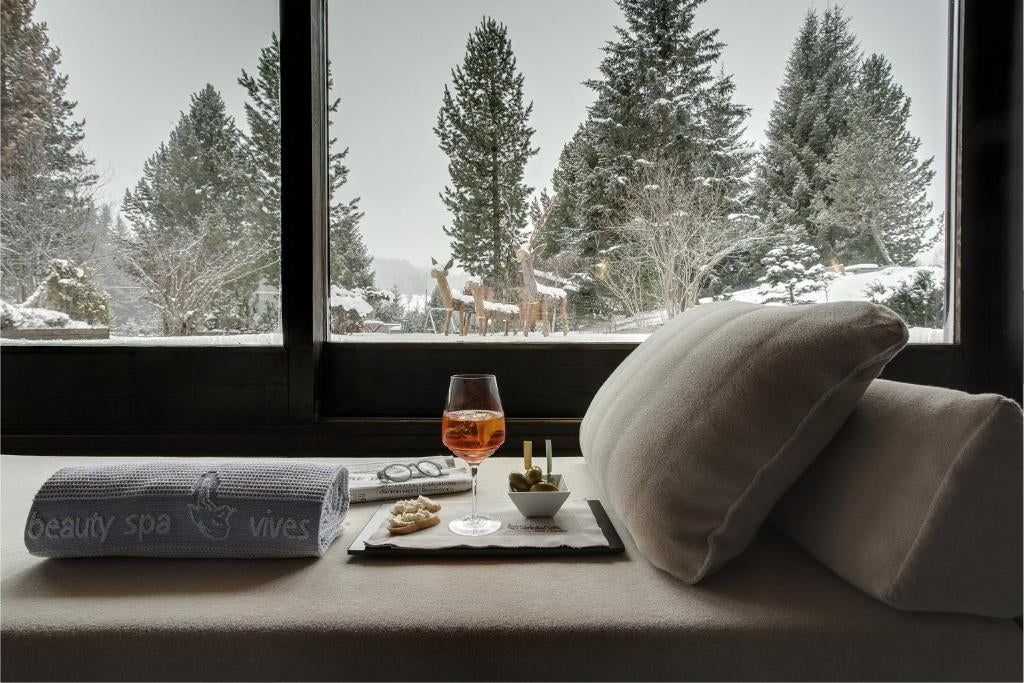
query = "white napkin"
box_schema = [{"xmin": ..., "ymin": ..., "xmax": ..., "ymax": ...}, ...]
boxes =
[{"xmin": 362, "ymin": 500, "xmax": 608, "ymax": 550}]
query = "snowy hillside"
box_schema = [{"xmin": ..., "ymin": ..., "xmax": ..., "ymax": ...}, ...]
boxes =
[
  {"xmin": 726, "ymin": 264, "xmax": 944, "ymax": 307},
  {"xmin": 728, "ymin": 265, "xmax": 947, "ymax": 343},
  {"xmin": 591, "ymin": 264, "xmax": 947, "ymax": 343}
]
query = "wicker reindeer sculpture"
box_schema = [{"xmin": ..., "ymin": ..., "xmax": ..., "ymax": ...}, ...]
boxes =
[
  {"xmin": 512, "ymin": 197, "xmax": 569, "ymax": 337},
  {"xmin": 464, "ymin": 280, "xmax": 519, "ymax": 336},
  {"xmin": 430, "ymin": 257, "xmax": 475, "ymax": 336}
]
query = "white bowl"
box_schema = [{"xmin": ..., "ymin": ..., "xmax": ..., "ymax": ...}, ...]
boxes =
[{"xmin": 508, "ymin": 474, "xmax": 570, "ymax": 517}]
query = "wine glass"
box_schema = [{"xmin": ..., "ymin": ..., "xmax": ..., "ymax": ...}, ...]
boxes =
[{"xmin": 442, "ymin": 374, "xmax": 506, "ymax": 536}]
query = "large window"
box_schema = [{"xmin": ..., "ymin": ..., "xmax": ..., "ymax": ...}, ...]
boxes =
[
  {"xmin": 0, "ymin": 0, "xmax": 1019, "ymax": 452},
  {"xmin": 326, "ymin": 0, "xmax": 954, "ymax": 344},
  {"xmin": 0, "ymin": 0, "xmax": 281, "ymax": 344}
]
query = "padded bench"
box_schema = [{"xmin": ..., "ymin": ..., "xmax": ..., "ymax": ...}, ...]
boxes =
[{"xmin": 1, "ymin": 454, "xmax": 1020, "ymax": 681}]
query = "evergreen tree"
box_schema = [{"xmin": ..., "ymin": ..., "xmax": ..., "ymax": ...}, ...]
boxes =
[
  {"xmin": 756, "ymin": 240, "xmax": 829, "ymax": 304},
  {"xmin": 1, "ymin": 0, "xmax": 100, "ymax": 301},
  {"xmin": 328, "ymin": 152, "xmax": 373, "ymax": 289},
  {"xmin": 237, "ymin": 35, "xmax": 281, "ymax": 263},
  {"xmin": 543, "ymin": 125, "xmax": 613, "ymax": 315},
  {"xmin": 586, "ymin": 0, "xmax": 723, "ymax": 174},
  {"xmin": 699, "ymin": 68, "xmax": 758, "ymax": 289},
  {"xmin": 545, "ymin": 125, "xmax": 600, "ymax": 256},
  {"xmin": 865, "ymin": 269, "xmax": 944, "ymax": 328},
  {"xmin": 325, "ymin": 59, "xmax": 373, "ymax": 290},
  {"xmin": 813, "ymin": 54, "xmax": 936, "ymax": 265},
  {"xmin": 122, "ymin": 84, "xmax": 249, "ymax": 238},
  {"xmin": 544, "ymin": 0, "xmax": 753, "ymax": 312},
  {"xmin": 120, "ymin": 85, "xmax": 262, "ymax": 334},
  {"xmin": 238, "ymin": 33, "xmax": 373, "ymax": 290},
  {"xmin": 435, "ymin": 17, "xmax": 537, "ymax": 289},
  {"xmin": 574, "ymin": 1, "xmax": 749, "ymax": 244},
  {"xmin": 700, "ymin": 67, "xmax": 754, "ymax": 203},
  {"xmin": 428, "ymin": 285, "xmax": 444, "ymax": 313},
  {"xmin": 753, "ymin": 7, "xmax": 859, "ymax": 253},
  {"xmin": 371, "ymin": 285, "xmax": 405, "ymax": 324}
]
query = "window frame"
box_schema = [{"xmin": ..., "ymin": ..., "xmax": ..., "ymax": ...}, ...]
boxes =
[{"xmin": 1, "ymin": 0, "xmax": 1019, "ymax": 456}]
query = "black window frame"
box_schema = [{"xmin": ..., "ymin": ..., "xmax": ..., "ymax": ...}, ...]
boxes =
[{"xmin": 2, "ymin": 0, "xmax": 1020, "ymax": 456}]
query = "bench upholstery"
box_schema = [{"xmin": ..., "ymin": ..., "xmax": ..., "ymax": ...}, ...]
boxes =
[{"xmin": 2, "ymin": 455, "xmax": 1020, "ymax": 681}]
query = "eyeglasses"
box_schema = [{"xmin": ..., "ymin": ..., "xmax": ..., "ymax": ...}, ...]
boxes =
[{"xmin": 377, "ymin": 459, "xmax": 448, "ymax": 483}]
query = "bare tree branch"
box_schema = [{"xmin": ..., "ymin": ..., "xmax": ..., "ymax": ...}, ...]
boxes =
[
  {"xmin": 113, "ymin": 217, "xmax": 272, "ymax": 335},
  {"xmin": 603, "ymin": 160, "xmax": 768, "ymax": 319}
]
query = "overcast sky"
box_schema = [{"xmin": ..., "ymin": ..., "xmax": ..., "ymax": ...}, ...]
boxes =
[{"xmin": 33, "ymin": 0, "xmax": 950, "ymax": 270}]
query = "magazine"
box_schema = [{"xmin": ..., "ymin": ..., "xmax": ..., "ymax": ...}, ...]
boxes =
[{"xmin": 347, "ymin": 455, "xmax": 473, "ymax": 503}]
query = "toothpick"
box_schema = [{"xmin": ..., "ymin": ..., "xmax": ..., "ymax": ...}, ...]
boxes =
[
  {"xmin": 523, "ymin": 441, "xmax": 533, "ymax": 470},
  {"xmin": 545, "ymin": 439, "xmax": 553, "ymax": 482}
]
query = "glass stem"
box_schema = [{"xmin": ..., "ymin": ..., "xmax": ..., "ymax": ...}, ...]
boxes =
[{"xmin": 470, "ymin": 465, "xmax": 479, "ymax": 525}]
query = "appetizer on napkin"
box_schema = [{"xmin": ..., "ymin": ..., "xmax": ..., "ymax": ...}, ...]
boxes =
[{"xmin": 387, "ymin": 495, "xmax": 442, "ymax": 535}]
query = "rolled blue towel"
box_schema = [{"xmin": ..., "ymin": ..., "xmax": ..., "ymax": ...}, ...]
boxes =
[{"xmin": 24, "ymin": 461, "xmax": 349, "ymax": 558}]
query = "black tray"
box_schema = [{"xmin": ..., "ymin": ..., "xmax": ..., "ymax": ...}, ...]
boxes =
[{"xmin": 347, "ymin": 499, "xmax": 625, "ymax": 557}]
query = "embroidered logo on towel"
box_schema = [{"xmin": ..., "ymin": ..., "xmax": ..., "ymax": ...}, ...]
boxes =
[{"xmin": 188, "ymin": 471, "xmax": 236, "ymax": 540}]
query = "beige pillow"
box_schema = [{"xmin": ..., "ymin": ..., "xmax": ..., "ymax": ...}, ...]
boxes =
[
  {"xmin": 772, "ymin": 379, "xmax": 1023, "ymax": 617},
  {"xmin": 580, "ymin": 301, "xmax": 907, "ymax": 584}
]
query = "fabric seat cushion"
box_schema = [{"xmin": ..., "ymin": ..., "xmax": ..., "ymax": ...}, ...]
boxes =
[{"xmin": 772, "ymin": 379, "xmax": 1023, "ymax": 617}]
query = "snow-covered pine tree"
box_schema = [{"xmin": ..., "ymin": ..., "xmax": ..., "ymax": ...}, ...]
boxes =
[
  {"xmin": 753, "ymin": 7, "xmax": 859, "ymax": 254},
  {"xmin": 238, "ymin": 35, "xmax": 281, "ymax": 270},
  {"xmin": 123, "ymin": 84, "xmax": 249, "ymax": 239},
  {"xmin": 120, "ymin": 85, "xmax": 261, "ymax": 334},
  {"xmin": 546, "ymin": 125, "xmax": 602, "ymax": 256},
  {"xmin": 700, "ymin": 67, "xmax": 759, "ymax": 289},
  {"xmin": 813, "ymin": 54, "xmax": 937, "ymax": 266},
  {"xmin": 327, "ymin": 151, "xmax": 373, "ymax": 290},
  {"xmin": 371, "ymin": 285, "xmax": 405, "ymax": 324},
  {"xmin": 546, "ymin": 0, "xmax": 752, "ymax": 312},
  {"xmin": 700, "ymin": 67, "xmax": 754, "ymax": 203},
  {"xmin": 0, "ymin": 0, "xmax": 100, "ymax": 302},
  {"xmin": 326, "ymin": 59, "xmax": 373, "ymax": 290},
  {"xmin": 542, "ymin": 125, "xmax": 617, "ymax": 316},
  {"xmin": 239, "ymin": 34, "xmax": 374, "ymax": 290},
  {"xmin": 434, "ymin": 17, "xmax": 537, "ymax": 290},
  {"xmin": 594, "ymin": 2, "xmax": 748, "ymax": 203},
  {"xmin": 577, "ymin": 1, "xmax": 747, "ymax": 231},
  {"xmin": 757, "ymin": 240, "xmax": 829, "ymax": 305},
  {"xmin": 865, "ymin": 269, "xmax": 944, "ymax": 328},
  {"xmin": 429, "ymin": 286, "xmax": 444, "ymax": 310}
]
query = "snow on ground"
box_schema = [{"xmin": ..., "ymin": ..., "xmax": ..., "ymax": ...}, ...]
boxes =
[
  {"xmin": 726, "ymin": 264, "xmax": 948, "ymax": 343},
  {"xmin": 598, "ymin": 265, "xmax": 947, "ymax": 342},
  {"xmin": 906, "ymin": 327, "xmax": 947, "ymax": 344},
  {"xmin": 0, "ymin": 333, "xmax": 283, "ymax": 346},
  {"xmin": 329, "ymin": 331, "xmax": 649, "ymax": 344},
  {"xmin": 3, "ymin": 326, "xmax": 942, "ymax": 346},
  {"xmin": 1, "ymin": 267, "xmax": 948, "ymax": 346},
  {"xmin": 596, "ymin": 309, "xmax": 670, "ymax": 332},
  {"xmin": 1, "ymin": 299, "xmax": 93, "ymax": 329},
  {"xmin": 727, "ymin": 264, "xmax": 945, "ymax": 306}
]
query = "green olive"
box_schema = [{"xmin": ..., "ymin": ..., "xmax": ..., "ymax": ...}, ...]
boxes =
[
  {"xmin": 530, "ymin": 482, "xmax": 558, "ymax": 492},
  {"xmin": 509, "ymin": 472, "xmax": 532, "ymax": 492},
  {"xmin": 525, "ymin": 466, "xmax": 544, "ymax": 485}
]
